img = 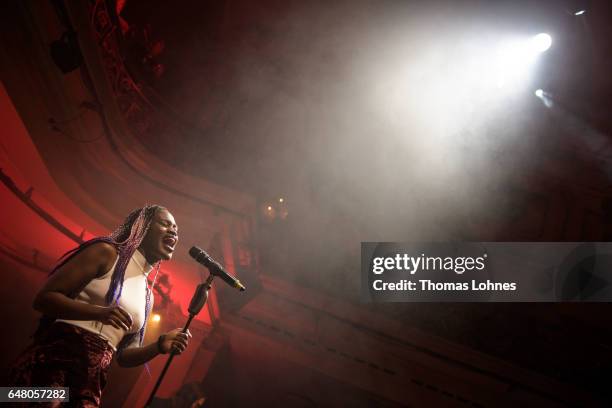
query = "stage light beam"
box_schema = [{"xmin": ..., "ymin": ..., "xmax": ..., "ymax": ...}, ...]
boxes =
[
  {"xmin": 374, "ymin": 29, "xmax": 554, "ymax": 138},
  {"xmin": 574, "ymin": 10, "xmax": 586, "ymax": 16}
]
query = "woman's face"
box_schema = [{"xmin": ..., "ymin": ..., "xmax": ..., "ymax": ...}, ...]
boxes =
[{"xmin": 140, "ymin": 208, "xmax": 178, "ymax": 263}]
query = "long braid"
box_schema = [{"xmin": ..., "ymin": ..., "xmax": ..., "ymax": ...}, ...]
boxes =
[
  {"xmin": 35, "ymin": 204, "xmax": 165, "ymax": 350},
  {"xmin": 116, "ymin": 262, "xmax": 160, "ymax": 352},
  {"xmin": 105, "ymin": 207, "xmax": 156, "ymax": 305}
]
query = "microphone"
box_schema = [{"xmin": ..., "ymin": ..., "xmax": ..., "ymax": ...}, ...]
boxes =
[{"xmin": 189, "ymin": 246, "xmax": 246, "ymax": 291}]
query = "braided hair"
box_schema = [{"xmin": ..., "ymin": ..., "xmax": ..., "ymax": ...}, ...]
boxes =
[{"xmin": 36, "ymin": 204, "xmax": 165, "ymax": 352}]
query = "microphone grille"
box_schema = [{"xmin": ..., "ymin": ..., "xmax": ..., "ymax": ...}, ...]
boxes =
[{"xmin": 189, "ymin": 246, "xmax": 204, "ymax": 259}]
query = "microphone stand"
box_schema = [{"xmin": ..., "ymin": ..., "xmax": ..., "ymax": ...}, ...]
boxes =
[{"xmin": 144, "ymin": 274, "xmax": 215, "ymax": 408}]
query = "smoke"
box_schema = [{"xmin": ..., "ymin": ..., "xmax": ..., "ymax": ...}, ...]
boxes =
[
  {"xmin": 143, "ymin": 0, "xmax": 561, "ymax": 299},
  {"xmin": 197, "ymin": 1, "xmax": 554, "ymax": 302}
]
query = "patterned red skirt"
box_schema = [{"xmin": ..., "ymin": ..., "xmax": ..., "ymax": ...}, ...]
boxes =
[{"xmin": 9, "ymin": 322, "xmax": 114, "ymax": 408}]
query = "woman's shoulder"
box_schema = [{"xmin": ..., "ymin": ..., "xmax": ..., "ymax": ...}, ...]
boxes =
[
  {"xmin": 77, "ymin": 241, "xmax": 119, "ymax": 272},
  {"xmin": 49, "ymin": 239, "xmax": 120, "ymax": 281},
  {"xmin": 86, "ymin": 241, "xmax": 118, "ymax": 257},
  {"xmin": 90, "ymin": 241, "xmax": 120, "ymax": 277},
  {"xmin": 97, "ymin": 241, "xmax": 118, "ymax": 251}
]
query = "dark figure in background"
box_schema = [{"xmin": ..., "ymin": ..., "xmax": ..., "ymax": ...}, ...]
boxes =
[{"xmin": 9, "ymin": 205, "xmax": 191, "ymax": 407}]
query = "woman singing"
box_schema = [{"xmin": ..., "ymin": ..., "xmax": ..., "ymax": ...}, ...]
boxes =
[{"xmin": 10, "ymin": 205, "xmax": 191, "ymax": 407}]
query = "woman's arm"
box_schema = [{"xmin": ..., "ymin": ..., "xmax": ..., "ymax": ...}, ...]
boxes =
[
  {"xmin": 116, "ymin": 342, "xmax": 160, "ymax": 367},
  {"xmin": 117, "ymin": 329, "xmax": 192, "ymax": 367},
  {"xmin": 33, "ymin": 242, "xmax": 132, "ymax": 330}
]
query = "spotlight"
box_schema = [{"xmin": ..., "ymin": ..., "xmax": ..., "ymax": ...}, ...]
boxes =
[
  {"xmin": 494, "ymin": 34, "xmax": 550, "ymax": 89},
  {"xmin": 530, "ymin": 33, "xmax": 552, "ymax": 53},
  {"xmin": 534, "ymin": 89, "xmax": 553, "ymax": 108},
  {"xmin": 152, "ymin": 313, "xmax": 161, "ymax": 323},
  {"xmin": 574, "ymin": 10, "xmax": 585, "ymax": 16},
  {"xmin": 262, "ymin": 204, "xmax": 276, "ymax": 220},
  {"xmin": 279, "ymin": 198, "xmax": 284, "ymax": 203}
]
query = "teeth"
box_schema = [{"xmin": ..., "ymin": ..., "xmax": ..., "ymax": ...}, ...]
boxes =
[{"xmin": 162, "ymin": 236, "xmax": 176, "ymax": 250}]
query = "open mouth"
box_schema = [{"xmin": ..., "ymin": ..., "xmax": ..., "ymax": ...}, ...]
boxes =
[{"xmin": 162, "ymin": 235, "xmax": 177, "ymax": 252}]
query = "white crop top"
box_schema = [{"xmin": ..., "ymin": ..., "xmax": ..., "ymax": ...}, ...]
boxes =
[{"xmin": 57, "ymin": 249, "xmax": 154, "ymax": 350}]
